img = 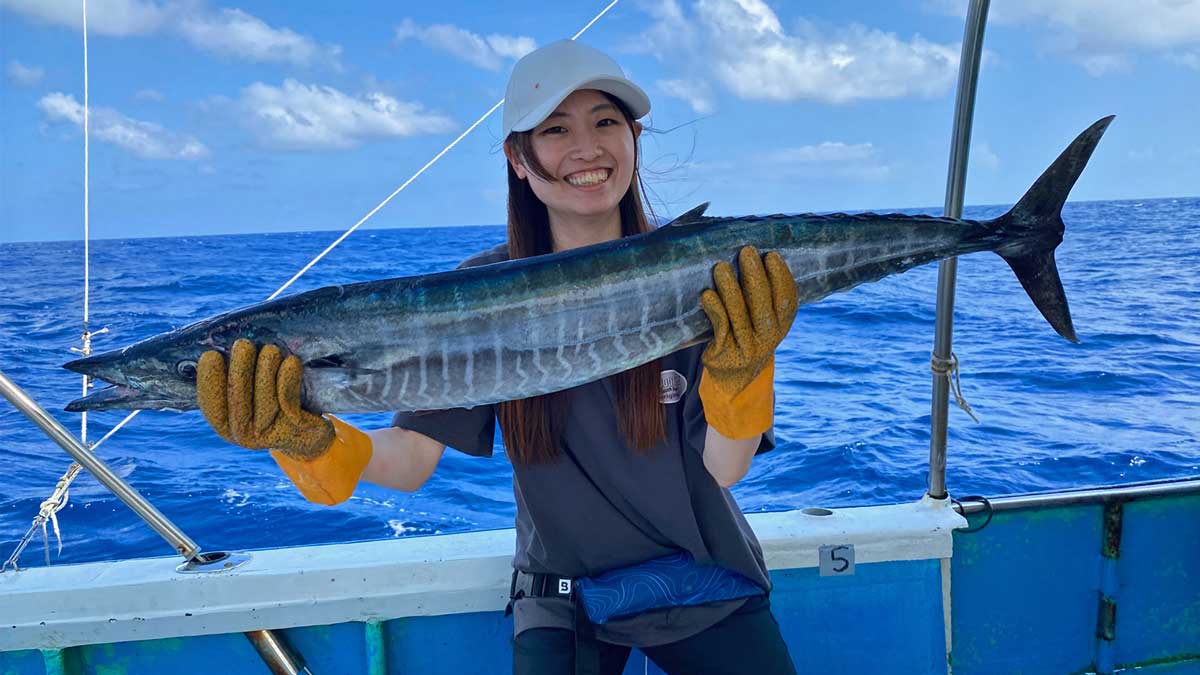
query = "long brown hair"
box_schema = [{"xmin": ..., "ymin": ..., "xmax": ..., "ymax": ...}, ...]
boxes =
[{"xmin": 498, "ymin": 93, "xmax": 666, "ymax": 464}]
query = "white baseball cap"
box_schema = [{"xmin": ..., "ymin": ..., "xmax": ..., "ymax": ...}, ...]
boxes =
[{"xmin": 502, "ymin": 39, "xmax": 651, "ymax": 139}]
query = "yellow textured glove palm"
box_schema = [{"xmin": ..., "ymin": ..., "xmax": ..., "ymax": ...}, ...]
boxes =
[
  {"xmin": 196, "ymin": 338, "xmax": 371, "ymax": 505},
  {"xmin": 699, "ymin": 246, "xmax": 798, "ymax": 439}
]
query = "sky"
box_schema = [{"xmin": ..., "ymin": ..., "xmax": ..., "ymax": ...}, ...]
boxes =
[{"xmin": 1, "ymin": 0, "xmax": 1198, "ymax": 243}]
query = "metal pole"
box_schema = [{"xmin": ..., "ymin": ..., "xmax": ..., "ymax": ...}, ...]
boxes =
[
  {"xmin": 0, "ymin": 368, "xmax": 201, "ymax": 560},
  {"xmin": 245, "ymin": 630, "xmax": 312, "ymax": 675},
  {"xmin": 928, "ymin": 0, "xmax": 991, "ymax": 500}
]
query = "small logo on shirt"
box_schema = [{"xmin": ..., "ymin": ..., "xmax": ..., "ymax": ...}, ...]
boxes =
[
  {"xmin": 660, "ymin": 370, "xmax": 688, "ymax": 404},
  {"xmin": 558, "ymin": 579, "xmax": 572, "ymax": 595}
]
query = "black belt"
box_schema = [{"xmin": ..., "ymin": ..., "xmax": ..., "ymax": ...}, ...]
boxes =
[
  {"xmin": 508, "ymin": 568, "xmax": 575, "ymax": 606},
  {"xmin": 507, "ymin": 569, "xmax": 600, "ymax": 675}
]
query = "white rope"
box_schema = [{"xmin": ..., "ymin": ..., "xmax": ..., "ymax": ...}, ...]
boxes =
[
  {"xmin": 91, "ymin": 408, "xmax": 140, "ymax": 450},
  {"xmin": 267, "ymin": 97, "xmax": 505, "ymax": 300},
  {"xmin": 930, "ymin": 351, "xmax": 980, "ymax": 423},
  {"xmin": 81, "ymin": 0, "xmax": 90, "ymax": 445},
  {"xmin": 571, "ymin": 0, "xmax": 620, "ymax": 39}
]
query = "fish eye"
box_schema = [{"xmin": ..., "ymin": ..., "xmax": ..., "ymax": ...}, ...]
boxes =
[{"xmin": 176, "ymin": 360, "xmax": 198, "ymax": 381}]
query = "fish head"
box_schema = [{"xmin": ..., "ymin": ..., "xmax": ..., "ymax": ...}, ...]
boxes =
[
  {"xmin": 63, "ymin": 332, "xmax": 207, "ymax": 412},
  {"xmin": 61, "ymin": 318, "xmax": 271, "ymax": 412}
]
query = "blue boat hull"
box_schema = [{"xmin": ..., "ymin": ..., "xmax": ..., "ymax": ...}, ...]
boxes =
[{"xmin": 3, "ymin": 484, "xmax": 1197, "ymax": 675}]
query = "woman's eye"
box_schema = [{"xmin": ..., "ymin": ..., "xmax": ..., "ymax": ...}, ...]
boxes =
[
  {"xmin": 541, "ymin": 126, "xmax": 566, "ymax": 135},
  {"xmin": 597, "ymin": 118, "xmax": 619, "ymax": 127}
]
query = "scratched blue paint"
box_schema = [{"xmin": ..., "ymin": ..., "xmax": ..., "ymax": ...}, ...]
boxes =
[
  {"xmin": 364, "ymin": 620, "xmax": 386, "ymax": 675},
  {"xmin": 1122, "ymin": 660, "xmax": 1200, "ymax": 675},
  {"xmin": 0, "ymin": 649, "xmax": 44, "ymax": 675},
  {"xmin": 1115, "ymin": 495, "xmax": 1200, "ymax": 668},
  {"xmin": 950, "ymin": 505, "xmax": 1102, "ymax": 675}
]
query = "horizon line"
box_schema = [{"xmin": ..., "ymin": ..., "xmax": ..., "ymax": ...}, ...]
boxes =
[{"xmin": 2, "ymin": 193, "xmax": 1195, "ymax": 246}]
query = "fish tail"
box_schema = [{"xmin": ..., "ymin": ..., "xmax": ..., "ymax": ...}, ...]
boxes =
[{"xmin": 985, "ymin": 115, "xmax": 1114, "ymax": 343}]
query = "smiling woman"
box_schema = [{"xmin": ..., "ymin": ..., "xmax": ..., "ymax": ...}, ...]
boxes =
[
  {"xmin": 503, "ymin": 90, "xmax": 642, "ymax": 249},
  {"xmin": 187, "ymin": 38, "xmax": 801, "ymax": 675}
]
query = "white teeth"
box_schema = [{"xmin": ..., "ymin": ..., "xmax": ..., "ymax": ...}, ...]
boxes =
[{"xmin": 566, "ymin": 169, "xmax": 611, "ymax": 186}]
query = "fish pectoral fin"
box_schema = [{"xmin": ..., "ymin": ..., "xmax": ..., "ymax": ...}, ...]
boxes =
[
  {"xmin": 305, "ymin": 353, "xmax": 383, "ymax": 375},
  {"xmin": 665, "ymin": 202, "xmax": 710, "ymax": 226},
  {"xmin": 306, "ymin": 354, "xmax": 351, "ymax": 369}
]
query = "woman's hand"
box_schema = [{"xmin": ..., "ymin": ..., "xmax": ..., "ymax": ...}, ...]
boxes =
[
  {"xmin": 700, "ymin": 246, "xmax": 797, "ymax": 394},
  {"xmin": 197, "ymin": 338, "xmax": 373, "ymax": 505},
  {"xmin": 698, "ymin": 246, "xmax": 798, "ymax": 441},
  {"xmin": 196, "ymin": 338, "xmax": 335, "ymax": 459}
]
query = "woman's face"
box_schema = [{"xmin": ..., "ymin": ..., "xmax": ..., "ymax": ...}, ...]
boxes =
[{"xmin": 510, "ymin": 88, "xmax": 640, "ymax": 227}]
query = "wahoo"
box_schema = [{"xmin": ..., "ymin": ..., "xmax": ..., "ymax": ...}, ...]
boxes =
[{"xmin": 64, "ymin": 117, "xmax": 1114, "ymax": 414}]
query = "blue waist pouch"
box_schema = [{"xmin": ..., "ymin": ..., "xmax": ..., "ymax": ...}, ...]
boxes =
[{"xmin": 575, "ymin": 551, "xmax": 764, "ymax": 624}]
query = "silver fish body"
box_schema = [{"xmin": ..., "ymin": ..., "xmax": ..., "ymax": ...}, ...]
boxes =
[{"xmin": 63, "ymin": 116, "xmax": 1113, "ymax": 413}]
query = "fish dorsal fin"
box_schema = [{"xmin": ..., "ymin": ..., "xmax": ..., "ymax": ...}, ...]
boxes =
[{"xmin": 665, "ymin": 203, "xmax": 710, "ymax": 226}]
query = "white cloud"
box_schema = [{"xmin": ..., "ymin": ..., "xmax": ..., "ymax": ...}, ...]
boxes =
[
  {"xmin": 134, "ymin": 88, "xmax": 165, "ymax": 102},
  {"xmin": 1169, "ymin": 50, "xmax": 1200, "ymax": 69},
  {"xmin": 38, "ymin": 92, "xmax": 208, "ymax": 160},
  {"xmin": 6, "ymin": 60, "xmax": 45, "ymax": 86},
  {"xmin": 0, "ymin": 0, "xmax": 166, "ymax": 36},
  {"xmin": 395, "ymin": 18, "xmax": 536, "ymax": 71},
  {"xmin": 658, "ymin": 78, "xmax": 714, "ymax": 114},
  {"xmin": 177, "ymin": 8, "xmax": 340, "ymax": 67},
  {"xmin": 973, "ymin": 141, "xmax": 1000, "ymax": 170},
  {"xmin": 237, "ymin": 79, "xmax": 456, "ymax": 151},
  {"xmin": 930, "ymin": 0, "xmax": 1200, "ymax": 74},
  {"xmin": 762, "ymin": 141, "xmax": 877, "ymax": 163},
  {"xmin": 0, "ymin": 0, "xmax": 339, "ymax": 67},
  {"xmin": 633, "ymin": 0, "xmax": 959, "ymax": 104},
  {"xmin": 734, "ymin": 140, "xmax": 892, "ymax": 179}
]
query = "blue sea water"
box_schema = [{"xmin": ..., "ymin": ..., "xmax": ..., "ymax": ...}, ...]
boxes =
[{"xmin": 1, "ymin": 197, "xmax": 1197, "ymax": 567}]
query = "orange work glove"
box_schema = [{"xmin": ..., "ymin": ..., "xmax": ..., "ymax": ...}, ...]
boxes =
[
  {"xmin": 699, "ymin": 246, "xmax": 798, "ymax": 439},
  {"xmin": 196, "ymin": 338, "xmax": 372, "ymax": 505}
]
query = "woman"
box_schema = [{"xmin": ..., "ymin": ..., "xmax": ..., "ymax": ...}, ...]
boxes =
[{"xmin": 196, "ymin": 40, "xmax": 799, "ymax": 675}]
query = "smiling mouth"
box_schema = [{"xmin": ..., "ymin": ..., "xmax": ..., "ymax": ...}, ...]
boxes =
[{"xmin": 565, "ymin": 168, "xmax": 612, "ymax": 187}]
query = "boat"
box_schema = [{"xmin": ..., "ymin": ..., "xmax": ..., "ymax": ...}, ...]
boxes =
[{"xmin": 3, "ymin": 2, "xmax": 1198, "ymax": 674}]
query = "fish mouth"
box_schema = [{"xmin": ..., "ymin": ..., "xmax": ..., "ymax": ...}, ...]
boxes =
[
  {"xmin": 63, "ymin": 348, "xmax": 127, "ymax": 383},
  {"xmin": 65, "ymin": 384, "xmax": 196, "ymax": 413}
]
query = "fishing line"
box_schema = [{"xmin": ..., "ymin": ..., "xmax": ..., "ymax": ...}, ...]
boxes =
[{"xmin": 268, "ymin": 0, "xmax": 622, "ymax": 301}]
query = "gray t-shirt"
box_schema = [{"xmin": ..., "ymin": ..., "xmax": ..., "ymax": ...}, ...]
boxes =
[{"xmin": 392, "ymin": 244, "xmax": 775, "ymax": 648}]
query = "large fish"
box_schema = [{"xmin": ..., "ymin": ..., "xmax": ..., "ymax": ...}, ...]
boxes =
[{"xmin": 64, "ymin": 116, "xmax": 1113, "ymax": 414}]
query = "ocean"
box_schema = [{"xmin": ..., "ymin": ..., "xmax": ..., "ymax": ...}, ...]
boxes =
[{"xmin": 1, "ymin": 197, "xmax": 1197, "ymax": 567}]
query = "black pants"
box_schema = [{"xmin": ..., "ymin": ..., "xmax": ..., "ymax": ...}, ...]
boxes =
[{"xmin": 512, "ymin": 595, "xmax": 797, "ymax": 675}]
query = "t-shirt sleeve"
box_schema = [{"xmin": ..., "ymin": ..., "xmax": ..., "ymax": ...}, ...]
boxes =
[
  {"xmin": 682, "ymin": 354, "xmax": 776, "ymax": 457},
  {"xmin": 392, "ymin": 407, "xmax": 497, "ymax": 458}
]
